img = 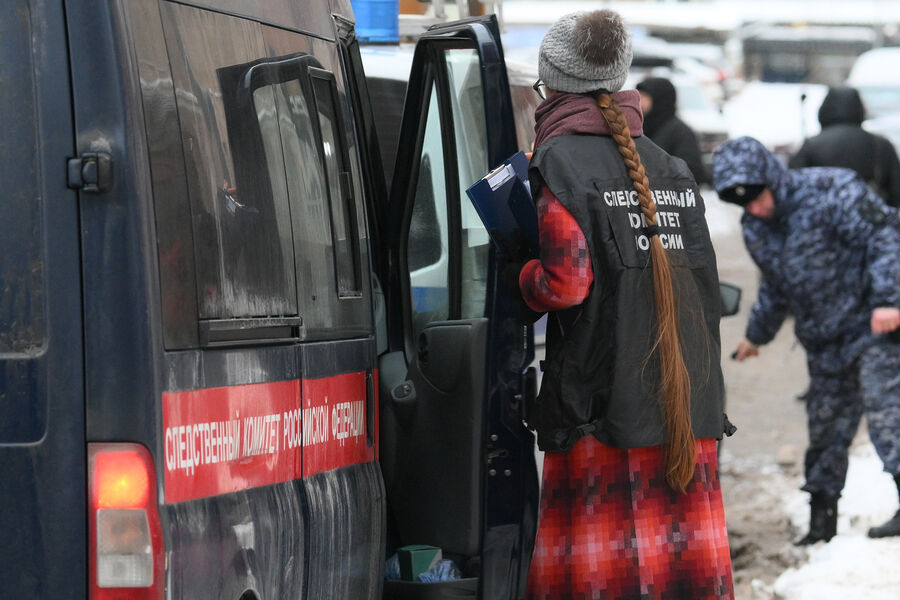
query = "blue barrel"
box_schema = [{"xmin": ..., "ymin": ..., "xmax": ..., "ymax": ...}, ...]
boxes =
[{"xmin": 351, "ymin": 0, "xmax": 400, "ymax": 43}]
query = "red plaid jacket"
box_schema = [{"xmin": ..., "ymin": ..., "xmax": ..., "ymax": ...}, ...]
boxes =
[{"xmin": 519, "ymin": 185, "xmax": 593, "ymax": 312}]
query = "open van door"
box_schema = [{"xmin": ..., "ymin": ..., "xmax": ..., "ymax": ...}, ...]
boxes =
[{"xmin": 378, "ymin": 15, "xmax": 539, "ymax": 599}]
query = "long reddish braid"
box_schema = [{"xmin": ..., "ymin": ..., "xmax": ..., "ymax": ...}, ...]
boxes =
[{"xmin": 596, "ymin": 92, "xmax": 696, "ymax": 493}]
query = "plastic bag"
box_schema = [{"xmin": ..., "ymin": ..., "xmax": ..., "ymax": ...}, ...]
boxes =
[
  {"xmin": 417, "ymin": 559, "xmax": 462, "ymax": 583},
  {"xmin": 384, "ymin": 553, "xmax": 401, "ymax": 581}
]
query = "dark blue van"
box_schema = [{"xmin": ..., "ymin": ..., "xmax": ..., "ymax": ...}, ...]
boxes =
[{"xmin": 0, "ymin": 1, "xmax": 538, "ymax": 598}]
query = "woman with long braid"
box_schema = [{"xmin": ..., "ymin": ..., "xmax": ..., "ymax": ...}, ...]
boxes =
[{"xmin": 515, "ymin": 10, "xmax": 735, "ymax": 599}]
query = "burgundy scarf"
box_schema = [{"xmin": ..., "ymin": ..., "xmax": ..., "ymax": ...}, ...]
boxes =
[{"xmin": 533, "ymin": 89, "xmax": 644, "ymax": 151}]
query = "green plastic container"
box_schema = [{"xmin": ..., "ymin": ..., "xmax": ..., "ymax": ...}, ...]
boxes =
[{"xmin": 397, "ymin": 545, "xmax": 442, "ymax": 581}]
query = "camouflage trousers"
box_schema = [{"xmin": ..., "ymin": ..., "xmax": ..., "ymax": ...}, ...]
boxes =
[{"xmin": 803, "ymin": 341, "xmax": 900, "ymax": 497}]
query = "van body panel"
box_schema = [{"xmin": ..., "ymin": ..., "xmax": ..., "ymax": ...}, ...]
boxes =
[
  {"xmin": 64, "ymin": 0, "xmax": 384, "ymax": 596},
  {"xmin": 1, "ymin": 1, "xmax": 534, "ymax": 597},
  {"xmin": 160, "ymin": 340, "xmax": 376, "ymax": 504},
  {"xmin": 143, "ymin": 0, "xmax": 349, "ymax": 40},
  {"xmin": 0, "ymin": 0, "xmax": 86, "ymax": 598},
  {"xmin": 303, "ymin": 461, "xmax": 385, "ymax": 600},
  {"xmin": 67, "ymin": 0, "xmax": 165, "ymax": 447},
  {"xmin": 160, "ymin": 461, "xmax": 383, "ymax": 600}
]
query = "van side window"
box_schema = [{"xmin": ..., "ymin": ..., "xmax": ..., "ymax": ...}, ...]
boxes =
[
  {"xmin": 161, "ymin": 5, "xmax": 298, "ymax": 323},
  {"xmin": 130, "ymin": 3, "xmax": 372, "ymax": 347}
]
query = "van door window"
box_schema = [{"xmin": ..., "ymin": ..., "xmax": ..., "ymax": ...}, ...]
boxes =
[
  {"xmin": 404, "ymin": 48, "xmax": 493, "ymax": 339},
  {"xmin": 407, "ymin": 83, "xmax": 450, "ymax": 338},
  {"xmin": 253, "ymin": 70, "xmax": 334, "ymax": 323},
  {"xmin": 445, "ymin": 48, "xmax": 490, "ymax": 320}
]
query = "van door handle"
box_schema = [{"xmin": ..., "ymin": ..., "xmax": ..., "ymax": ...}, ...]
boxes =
[
  {"xmin": 67, "ymin": 152, "xmax": 112, "ymax": 193},
  {"xmin": 390, "ymin": 380, "xmax": 417, "ymax": 422},
  {"xmin": 391, "ymin": 380, "xmax": 416, "ymax": 402}
]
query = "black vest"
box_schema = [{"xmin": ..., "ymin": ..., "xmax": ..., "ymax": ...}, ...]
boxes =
[{"xmin": 528, "ymin": 134, "xmax": 729, "ymax": 452}]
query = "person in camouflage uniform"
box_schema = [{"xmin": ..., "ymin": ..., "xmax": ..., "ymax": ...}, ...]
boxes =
[{"xmin": 713, "ymin": 136, "xmax": 900, "ymax": 544}]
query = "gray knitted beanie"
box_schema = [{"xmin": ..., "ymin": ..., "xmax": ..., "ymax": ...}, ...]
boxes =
[{"xmin": 538, "ymin": 10, "xmax": 633, "ymax": 94}]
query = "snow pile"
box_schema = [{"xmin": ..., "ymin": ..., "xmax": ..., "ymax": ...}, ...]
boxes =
[{"xmin": 774, "ymin": 443, "xmax": 900, "ymax": 599}]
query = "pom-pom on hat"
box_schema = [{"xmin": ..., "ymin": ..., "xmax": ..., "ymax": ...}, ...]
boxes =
[{"xmin": 538, "ymin": 10, "xmax": 633, "ymax": 94}]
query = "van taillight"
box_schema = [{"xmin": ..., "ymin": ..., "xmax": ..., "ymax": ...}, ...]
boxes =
[{"xmin": 89, "ymin": 444, "xmax": 164, "ymax": 599}]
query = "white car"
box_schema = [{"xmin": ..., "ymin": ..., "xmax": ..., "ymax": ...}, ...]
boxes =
[
  {"xmin": 847, "ymin": 47, "xmax": 900, "ymax": 153},
  {"xmin": 847, "ymin": 47, "xmax": 900, "ymax": 121},
  {"xmin": 723, "ymin": 81, "xmax": 828, "ymax": 161}
]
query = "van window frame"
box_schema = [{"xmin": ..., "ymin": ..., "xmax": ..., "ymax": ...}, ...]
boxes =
[
  {"xmin": 309, "ymin": 66, "xmax": 363, "ymax": 299},
  {"xmin": 395, "ymin": 41, "xmax": 492, "ymax": 354}
]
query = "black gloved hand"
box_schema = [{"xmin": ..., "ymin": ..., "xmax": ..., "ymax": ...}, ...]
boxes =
[
  {"xmin": 500, "ymin": 258, "xmax": 543, "ymax": 325},
  {"xmin": 500, "ymin": 258, "xmax": 528, "ymax": 297},
  {"xmin": 491, "ymin": 228, "xmax": 530, "ymax": 263}
]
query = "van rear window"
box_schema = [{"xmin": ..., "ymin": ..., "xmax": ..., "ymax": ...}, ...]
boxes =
[{"xmin": 0, "ymin": 2, "xmax": 44, "ymax": 353}]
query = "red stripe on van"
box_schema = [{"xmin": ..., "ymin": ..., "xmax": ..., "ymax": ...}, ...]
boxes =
[
  {"xmin": 301, "ymin": 371, "xmax": 375, "ymax": 477},
  {"xmin": 162, "ymin": 373, "xmax": 375, "ymax": 504}
]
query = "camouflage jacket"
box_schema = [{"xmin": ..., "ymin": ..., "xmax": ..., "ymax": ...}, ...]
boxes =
[{"xmin": 714, "ymin": 137, "xmax": 900, "ymax": 373}]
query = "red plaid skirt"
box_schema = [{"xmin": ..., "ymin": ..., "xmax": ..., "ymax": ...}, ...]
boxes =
[{"xmin": 526, "ymin": 437, "xmax": 734, "ymax": 600}]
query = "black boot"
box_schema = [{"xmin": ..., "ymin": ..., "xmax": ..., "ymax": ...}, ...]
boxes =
[
  {"xmin": 868, "ymin": 509, "xmax": 900, "ymax": 538},
  {"xmin": 868, "ymin": 474, "xmax": 900, "ymax": 538},
  {"xmin": 795, "ymin": 493, "xmax": 838, "ymax": 545}
]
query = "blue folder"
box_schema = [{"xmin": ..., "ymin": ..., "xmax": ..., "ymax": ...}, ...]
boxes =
[{"xmin": 465, "ymin": 151, "xmax": 540, "ymax": 258}]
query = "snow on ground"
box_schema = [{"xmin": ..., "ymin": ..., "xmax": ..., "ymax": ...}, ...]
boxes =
[
  {"xmin": 774, "ymin": 443, "xmax": 900, "ymax": 599},
  {"xmin": 702, "ymin": 186, "xmax": 743, "ymax": 238}
]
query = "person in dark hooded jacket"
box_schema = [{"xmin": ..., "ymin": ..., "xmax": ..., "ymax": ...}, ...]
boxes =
[
  {"xmin": 790, "ymin": 86, "xmax": 900, "ymax": 208},
  {"xmin": 714, "ymin": 136, "xmax": 900, "ymax": 545},
  {"xmin": 637, "ymin": 76, "xmax": 710, "ymax": 185}
]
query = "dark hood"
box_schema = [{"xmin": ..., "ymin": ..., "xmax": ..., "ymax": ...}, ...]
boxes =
[
  {"xmin": 818, "ymin": 86, "xmax": 865, "ymax": 127},
  {"xmin": 636, "ymin": 77, "xmax": 676, "ymax": 137},
  {"xmin": 713, "ymin": 136, "xmax": 788, "ymax": 191}
]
